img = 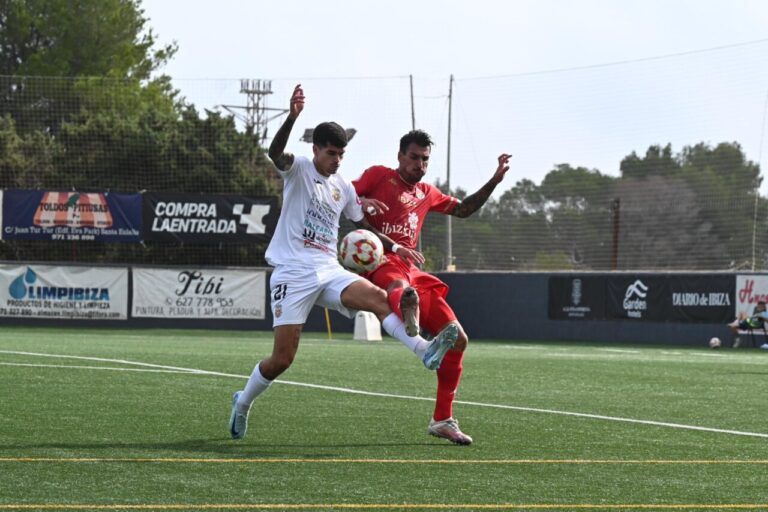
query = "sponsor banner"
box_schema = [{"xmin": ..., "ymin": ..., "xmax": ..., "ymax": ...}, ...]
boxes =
[
  {"xmin": 143, "ymin": 192, "xmax": 279, "ymax": 244},
  {"xmin": 548, "ymin": 276, "xmax": 606, "ymax": 320},
  {"xmin": 735, "ymin": 275, "xmax": 768, "ymax": 319},
  {"xmin": 606, "ymin": 276, "xmax": 669, "ymax": 321},
  {"xmin": 606, "ymin": 275, "xmax": 734, "ymax": 323},
  {"xmin": 132, "ymin": 268, "xmax": 266, "ymax": 319},
  {"xmin": 0, "ymin": 264, "xmax": 128, "ymax": 320},
  {"xmin": 2, "ymin": 190, "xmax": 141, "ymax": 242},
  {"xmin": 668, "ymin": 275, "xmax": 734, "ymax": 323}
]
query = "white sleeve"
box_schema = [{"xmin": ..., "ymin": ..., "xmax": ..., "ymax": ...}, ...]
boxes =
[
  {"xmin": 275, "ymin": 155, "xmax": 303, "ymax": 179},
  {"xmin": 343, "ymin": 180, "xmax": 364, "ymax": 223}
]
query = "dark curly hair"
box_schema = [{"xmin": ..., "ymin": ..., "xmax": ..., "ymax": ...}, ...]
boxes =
[
  {"xmin": 313, "ymin": 122, "xmax": 348, "ymax": 148},
  {"xmin": 399, "ymin": 129, "xmax": 434, "ymax": 154}
]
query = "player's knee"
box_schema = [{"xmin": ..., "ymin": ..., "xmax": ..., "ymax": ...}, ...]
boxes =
[
  {"xmin": 454, "ymin": 331, "xmax": 469, "ymax": 351},
  {"xmin": 262, "ymin": 350, "xmax": 296, "ymax": 378},
  {"xmin": 386, "ymin": 279, "xmax": 408, "ymax": 293},
  {"xmin": 271, "ymin": 353, "xmax": 295, "ymax": 375},
  {"xmin": 260, "ymin": 360, "xmax": 285, "ymax": 380},
  {"xmin": 369, "ymin": 287, "xmax": 390, "ymax": 318}
]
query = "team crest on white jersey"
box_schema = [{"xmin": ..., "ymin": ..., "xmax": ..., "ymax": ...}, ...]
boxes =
[{"xmin": 332, "ymin": 188, "xmax": 341, "ymax": 201}]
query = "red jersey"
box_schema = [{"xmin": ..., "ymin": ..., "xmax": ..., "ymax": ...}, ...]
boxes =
[{"xmin": 352, "ymin": 166, "xmax": 459, "ymax": 250}]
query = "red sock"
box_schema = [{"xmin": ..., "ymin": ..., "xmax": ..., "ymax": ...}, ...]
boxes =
[
  {"xmin": 387, "ymin": 287, "xmax": 405, "ymax": 320},
  {"xmin": 433, "ymin": 349, "xmax": 464, "ymax": 421}
]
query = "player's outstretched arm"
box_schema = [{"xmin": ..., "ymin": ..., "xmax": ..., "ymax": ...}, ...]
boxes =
[
  {"xmin": 268, "ymin": 84, "xmax": 305, "ymax": 171},
  {"xmin": 352, "ymin": 217, "xmax": 425, "ymax": 266},
  {"xmin": 451, "ymin": 153, "xmax": 512, "ymax": 218},
  {"xmin": 360, "ymin": 197, "xmax": 389, "ymax": 216}
]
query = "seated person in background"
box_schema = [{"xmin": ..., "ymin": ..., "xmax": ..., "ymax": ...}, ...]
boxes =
[{"xmin": 728, "ymin": 300, "xmax": 768, "ymax": 348}]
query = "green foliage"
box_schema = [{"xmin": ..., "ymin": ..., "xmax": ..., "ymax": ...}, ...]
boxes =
[
  {"xmin": 0, "ymin": 0, "xmax": 278, "ymax": 266},
  {"xmin": 532, "ymin": 250, "xmax": 577, "ymax": 270},
  {"xmin": 620, "ymin": 143, "xmax": 679, "ymax": 179},
  {"xmin": 0, "ymin": 116, "xmax": 27, "ymax": 184},
  {"xmin": 419, "ymin": 142, "xmax": 763, "ymax": 271},
  {"xmin": 166, "ymin": 107, "xmax": 273, "ymax": 195},
  {"xmin": 1, "ymin": 0, "xmax": 177, "ymax": 134},
  {"xmin": 1, "ymin": 2, "xmax": 765, "ymax": 271},
  {"xmin": 541, "ymin": 163, "xmax": 616, "ymax": 208},
  {"xmin": 0, "ymin": 0, "xmax": 174, "ymax": 78},
  {"xmin": 419, "ymin": 244, "xmax": 443, "ymax": 272},
  {"xmin": 0, "ymin": 114, "xmax": 59, "ymax": 188}
]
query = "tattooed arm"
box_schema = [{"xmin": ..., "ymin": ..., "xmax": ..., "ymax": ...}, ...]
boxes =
[
  {"xmin": 450, "ymin": 153, "xmax": 512, "ymax": 218},
  {"xmin": 268, "ymin": 84, "xmax": 304, "ymax": 171}
]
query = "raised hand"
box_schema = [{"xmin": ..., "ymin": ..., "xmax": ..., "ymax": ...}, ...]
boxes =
[
  {"xmin": 289, "ymin": 84, "xmax": 305, "ymax": 119},
  {"xmin": 452, "ymin": 153, "xmax": 513, "ymax": 218},
  {"xmin": 268, "ymin": 84, "xmax": 304, "ymax": 169},
  {"xmin": 492, "ymin": 153, "xmax": 512, "ymax": 183}
]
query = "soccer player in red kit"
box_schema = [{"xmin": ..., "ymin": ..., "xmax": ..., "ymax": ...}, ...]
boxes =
[{"xmin": 353, "ymin": 129, "xmax": 511, "ymax": 445}]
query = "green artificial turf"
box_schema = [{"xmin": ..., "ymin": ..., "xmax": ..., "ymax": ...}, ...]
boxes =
[{"xmin": 0, "ymin": 327, "xmax": 767, "ymax": 511}]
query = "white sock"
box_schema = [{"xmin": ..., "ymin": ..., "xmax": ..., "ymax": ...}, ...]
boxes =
[
  {"xmin": 381, "ymin": 313, "xmax": 429, "ymax": 358},
  {"xmin": 236, "ymin": 362, "xmax": 272, "ymax": 413}
]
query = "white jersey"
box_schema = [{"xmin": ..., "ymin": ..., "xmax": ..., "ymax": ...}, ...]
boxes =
[{"xmin": 265, "ymin": 156, "xmax": 364, "ymax": 267}]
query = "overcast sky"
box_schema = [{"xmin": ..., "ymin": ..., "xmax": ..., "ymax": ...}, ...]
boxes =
[{"xmin": 141, "ymin": 0, "xmax": 768, "ymax": 196}]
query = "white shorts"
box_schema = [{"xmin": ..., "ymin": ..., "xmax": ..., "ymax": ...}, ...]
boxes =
[{"xmin": 269, "ymin": 263, "xmax": 362, "ymax": 327}]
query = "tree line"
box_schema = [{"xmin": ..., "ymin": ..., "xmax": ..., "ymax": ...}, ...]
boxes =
[
  {"xmin": 421, "ymin": 142, "xmax": 765, "ymax": 271},
  {"xmin": 2, "ymin": 0, "xmax": 764, "ymax": 270}
]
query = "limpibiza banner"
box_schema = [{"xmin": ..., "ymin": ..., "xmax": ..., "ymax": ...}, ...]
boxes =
[{"xmin": 0, "ymin": 264, "xmax": 129, "ymax": 320}]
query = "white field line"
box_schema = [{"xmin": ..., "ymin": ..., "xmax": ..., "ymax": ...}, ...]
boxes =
[
  {"xmin": 691, "ymin": 352, "xmax": 726, "ymax": 358},
  {"xmin": 0, "ymin": 362, "xmax": 202, "ymax": 374},
  {"xmin": 1, "ymin": 350, "xmax": 767, "ymax": 439},
  {"xmin": 553, "ymin": 350, "xmax": 723, "ymax": 358}
]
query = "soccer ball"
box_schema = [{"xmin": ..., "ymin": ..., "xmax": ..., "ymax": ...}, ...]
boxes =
[
  {"xmin": 708, "ymin": 337, "xmax": 721, "ymax": 349},
  {"xmin": 339, "ymin": 229, "xmax": 384, "ymax": 274}
]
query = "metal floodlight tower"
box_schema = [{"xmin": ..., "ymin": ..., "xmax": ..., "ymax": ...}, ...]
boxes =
[{"xmin": 220, "ymin": 79, "xmax": 288, "ymax": 142}]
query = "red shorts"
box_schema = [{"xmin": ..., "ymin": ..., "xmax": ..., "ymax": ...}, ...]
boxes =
[{"xmin": 365, "ymin": 254, "xmax": 456, "ymax": 336}]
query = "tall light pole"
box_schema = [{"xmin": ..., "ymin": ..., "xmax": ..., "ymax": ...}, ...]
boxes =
[
  {"xmin": 411, "ymin": 75, "xmax": 424, "ymax": 254},
  {"xmin": 446, "ymin": 74, "xmax": 455, "ymax": 271}
]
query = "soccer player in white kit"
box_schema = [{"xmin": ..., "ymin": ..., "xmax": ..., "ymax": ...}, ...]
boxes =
[{"xmin": 229, "ymin": 84, "xmax": 459, "ymax": 440}]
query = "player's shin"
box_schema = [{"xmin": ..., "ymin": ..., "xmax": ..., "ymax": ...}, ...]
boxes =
[
  {"xmin": 237, "ymin": 361, "xmax": 273, "ymax": 412},
  {"xmin": 387, "ymin": 287, "xmax": 405, "ymax": 317},
  {"xmin": 434, "ymin": 349, "xmax": 464, "ymax": 421},
  {"xmin": 381, "ymin": 312, "xmax": 429, "ymax": 357}
]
